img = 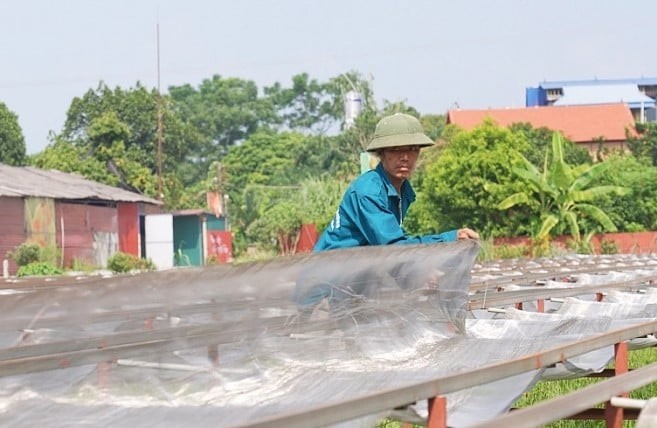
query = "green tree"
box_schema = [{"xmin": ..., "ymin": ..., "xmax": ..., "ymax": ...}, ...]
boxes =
[
  {"xmin": 265, "ymin": 73, "xmax": 339, "ymax": 133},
  {"xmin": 0, "ymin": 102, "xmax": 26, "ymax": 166},
  {"xmin": 221, "ymin": 129, "xmax": 359, "ymax": 254},
  {"xmin": 509, "ymin": 122, "xmax": 591, "ymax": 166},
  {"xmin": 296, "ymin": 176, "xmax": 351, "ymax": 230},
  {"xmin": 239, "ymin": 175, "xmax": 350, "ymax": 255},
  {"xmin": 408, "ymin": 120, "xmax": 532, "ymax": 238},
  {"xmin": 627, "ymin": 122, "xmax": 657, "ymax": 167},
  {"xmin": 497, "ymin": 132, "xmax": 629, "ymax": 250},
  {"xmin": 594, "ymin": 154, "xmax": 657, "ymax": 232},
  {"xmin": 221, "ymin": 131, "xmax": 314, "ymax": 254},
  {"xmin": 30, "ymin": 137, "xmax": 117, "ymax": 185},
  {"xmin": 249, "ymin": 201, "xmax": 303, "ymax": 255},
  {"xmin": 420, "ymin": 114, "xmax": 446, "ymax": 142},
  {"xmin": 51, "ymin": 82, "xmax": 201, "ymax": 207},
  {"xmin": 35, "ymin": 110, "xmax": 161, "ymax": 197},
  {"xmin": 264, "ymin": 70, "xmax": 375, "ymax": 134},
  {"xmin": 169, "ymin": 75, "xmax": 275, "ymax": 166}
]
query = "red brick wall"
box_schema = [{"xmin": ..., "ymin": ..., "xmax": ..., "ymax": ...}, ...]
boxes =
[{"xmin": 495, "ymin": 231, "xmax": 657, "ymax": 255}]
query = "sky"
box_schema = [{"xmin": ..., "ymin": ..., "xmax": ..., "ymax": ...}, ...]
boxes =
[{"xmin": 2, "ymin": 0, "xmax": 657, "ymax": 155}]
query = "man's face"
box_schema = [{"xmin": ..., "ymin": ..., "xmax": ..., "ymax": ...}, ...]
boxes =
[{"xmin": 380, "ymin": 145, "xmax": 421, "ymax": 181}]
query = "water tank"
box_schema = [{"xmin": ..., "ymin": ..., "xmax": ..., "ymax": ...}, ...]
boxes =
[{"xmin": 344, "ymin": 90, "xmax": 363, "ymax": 128}]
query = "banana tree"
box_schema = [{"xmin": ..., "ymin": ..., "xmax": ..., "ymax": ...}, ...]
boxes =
[{"xmin": 498, "ymin": 132, "xmax": 630, "ymax": 250}]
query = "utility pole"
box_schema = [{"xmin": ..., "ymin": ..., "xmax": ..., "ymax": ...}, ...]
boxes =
[{"xmin": 156, "ymin": 20, "xmax": 164, "ymax": 200}]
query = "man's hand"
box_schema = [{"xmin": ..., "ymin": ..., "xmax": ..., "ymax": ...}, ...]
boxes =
[{"xmin": 457, "ymin": 228, "xmax": 479, "ymax": 240}]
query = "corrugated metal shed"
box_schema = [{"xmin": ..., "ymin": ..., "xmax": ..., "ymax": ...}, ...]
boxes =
[
  {"xmin": 0, "ymin": 164, "xmax": 162, "ymax": 204},
  {"xmin": 553, "ymin": 84, "xmax": 656, "ymax": 109},
  {"xmin": 538, "ymin": 77, "xmax": 657, "ymax": 89},
  {"xmin": 171, "ymin": 209, "xmax": 230, "ymax": 266}
]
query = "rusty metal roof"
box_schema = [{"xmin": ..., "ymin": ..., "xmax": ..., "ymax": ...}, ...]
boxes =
[{"xmin": 0, "ymin": 164, "xmax": 162, "ymax": 204}]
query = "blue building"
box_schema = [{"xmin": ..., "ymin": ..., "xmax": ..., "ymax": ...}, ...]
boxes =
[{"xmin": 526, "ymin": 77, "xmax": 657, "ymax": 123}]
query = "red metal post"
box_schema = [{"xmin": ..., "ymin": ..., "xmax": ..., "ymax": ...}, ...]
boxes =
[
  {"xmin": 604, "ymin": 341, "xmax": 629, "ymax": 428},
  {"xmin": 536, "ymin": 299, "xmax": 545, "ymax": 313},
  {"xmin": 208, "ymin": 345, "xmax": 219, "ymax": 366},
  {"xmin": 427, "ymin": 396, "xmax": 447, "ymax": 428},
  {"xmin": 97, "ymin": 361, "xmax": 112, "ymax": 389},
  {"xmin": 208, "ymin": 304, "xmax": 220, "ymax": 366}
]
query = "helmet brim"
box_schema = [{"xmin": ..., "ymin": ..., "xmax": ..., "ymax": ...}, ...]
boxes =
[{"xmin": 366, "ymin": 132, "xmax": 434, "ymax": 152}]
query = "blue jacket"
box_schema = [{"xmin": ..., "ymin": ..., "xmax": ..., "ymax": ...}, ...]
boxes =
[{"xmin": 314, "ymin": 163, "xmax": 457, "ymax": 251}]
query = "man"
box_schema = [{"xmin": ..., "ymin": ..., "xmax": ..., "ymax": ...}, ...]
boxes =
[
  {"xmin": 294, "ymin": 113, "xmax": 478, "ymax": 316},
  {"xmin": 314, "ymin": 112, "xmax": 478, "ymax": 251}
]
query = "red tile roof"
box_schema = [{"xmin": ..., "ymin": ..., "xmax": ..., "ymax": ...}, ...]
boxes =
[{"xmin": 446, "ymin": 103, "xmax": 635, "ymax": 143}]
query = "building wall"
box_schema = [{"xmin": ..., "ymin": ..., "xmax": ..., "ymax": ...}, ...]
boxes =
[
  {"xmin": 56, "ymin": 202, "xmax": 118, "ymax": 269},
  {"xmin": 207, "ymin": 230, "xmax": 232, "ymax": 263},
  {"xmin": 578, "ymin": 140, "xmax": 628, "ymax": 157},
  {"xmin": 1, "ymin": 196, "xmax": 160, "ymax": 276},
  {"xmin": 495, "ymin": 231, "xmax": 657, "ymax": 255},
  {"xmin": 25, "ymin": 197, "xmax": 56, "ymax": 248},
  {"xmin": 205, "ymin": 215, "xmax": 231, "ymax": 263},
  {"xmin": 118, "ymin": 202, "xmax": 139, "ymax": 256},
  {"xmin": 0, "ymin": 197, "xmax": 26, "ymax": 275},
  {"xmin": 173, "ymin": 216, "xmax": 202, "ymax": 266},
  {"xmin": 206, "ymin": 215, "xmax": 226, "ymax": 231}
]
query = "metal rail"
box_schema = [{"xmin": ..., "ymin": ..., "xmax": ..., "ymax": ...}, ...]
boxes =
[
  {"xmin": 470, "ymin": 260, "xmax": 657, "ymax": 291},
  {"xmin": 241, "ymin": 319, "xmax": 657, "ymax": 428},
  {"xmin": 468, "ymin": 276, "xmax": 657, "ymax": 310},
  {"xmin": 0, "ymin": 315, "xmax": 339, "ymax": 377},
  {"xmin": 468, "ymin": 361, "xmax": 657, "ymax": 428}
]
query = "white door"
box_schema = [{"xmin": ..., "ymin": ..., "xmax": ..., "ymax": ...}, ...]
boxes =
[{"xmin": 145, "ymin": 214, "xmax": 174, "ymax": 270}]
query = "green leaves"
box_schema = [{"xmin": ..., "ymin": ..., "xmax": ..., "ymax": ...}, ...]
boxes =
[
  {"xmin": 221, "ymin": 130, "xmax": 353, "ymax": 254},
  {"xmin": 496, "ymin": 132, "xmax": 629, "ymax": 243},
  {"xmin": 410, "ymin": 119, "xmax": 532, "ymax": 237},
  {"xmin": 0, "ymin": 102, "xmax": 26, "ymax": 166},
  {"xmin": 498, "ymin": 192, "xmax": 530, "ymax": 210}
]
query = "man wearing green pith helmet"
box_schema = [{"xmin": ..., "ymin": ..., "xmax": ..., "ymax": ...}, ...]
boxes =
[{"xmin": 314, "ymin": 112, "xmax": 479, "ymax": 251}]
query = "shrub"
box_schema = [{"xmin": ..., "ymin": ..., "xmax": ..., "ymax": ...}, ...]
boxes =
[
  {"xmin": 600, "ymin": 238, "xmax": 619, "ymax": 255},
  {"xmin": 494, "ymin": 243, "xmax": 528, "ymax": 259},
  {"xmin": 16, "ymin": 262, "xmax": 63, "ymax": 277},
  {"xmin": 70, "ymin": 257, "xmax": 97, "ymax": 272},
  {"xmin": 8, "ymin": 243, "xmax": 41, "ymax": 266},
  {"xmin": 174, "ymin": 247, "xmax": 192, "ymax": 266},
  {"xmin": 8, "ymin": 242, "xmax": 62, "ymax": 268},
  {"xmin": 107, "ymin": 252, "xmax": 156, "ymax": 273},
  {"xmin": 477, "ymin": 238, "xmax": 528, "ymax": 262}
]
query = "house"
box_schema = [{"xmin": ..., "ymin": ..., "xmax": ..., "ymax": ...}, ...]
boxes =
[
  {"xmin": 446, "ymin": 103, "xmax": 636, "ymax": 155},
  {"xmin": 172, "ymin": 209, "xmax": 232, "ymax": 266},
  {"xmin": 526, "ymin": 77, "xmax": 657, "ymax": 123},
  {"xmin": 0, "ymin": 164, "xmax": 162, "ymax": 275}
]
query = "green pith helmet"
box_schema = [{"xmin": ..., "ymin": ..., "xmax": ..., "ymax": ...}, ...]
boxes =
[{"xmin": 366, "ymin": 113, "xmax": 434, "ymax": 152}]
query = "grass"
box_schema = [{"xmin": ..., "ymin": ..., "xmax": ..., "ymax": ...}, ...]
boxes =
[
  {"xmin": 513, "ymin": 347, "xmax": 657, "ymax": 427},
  {"xmin": 378, "ymin": 347, "xmax": 657, "ymax": 428}
]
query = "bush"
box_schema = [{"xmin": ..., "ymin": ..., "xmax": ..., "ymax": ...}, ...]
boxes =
[
  {"xmin": 8, "ymin": 243, "xmax": 41, "ymax": 266},
  {"xmin": 107, "ymin": 252, "xmax": 156, "ymax": 273},
  {"xmin": 494, "ymin": 243, "xmax": 528, "ymax": 259},
  {"xmin": 600, "ymin": 238, "xmax": 619, "ymax": 255},
  {"xmin": 477, "ymin": 238, "xmax": 529, "ymax": 262},
  {"xmin": 8, "ymin": 242, "xmax": 61, "ymax": 268},
  {"xmin": 16, "ymin": 262, "xmax": 63, "ymax": 277},
  {"xmin": 70, "ymin": 257, "xmax": 97, "ymax": 272}
]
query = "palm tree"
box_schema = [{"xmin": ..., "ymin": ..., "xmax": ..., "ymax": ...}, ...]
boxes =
[{"xmin": 498, "ymin": 132, "xmax": 629, "ymax": 253}]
